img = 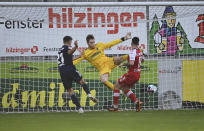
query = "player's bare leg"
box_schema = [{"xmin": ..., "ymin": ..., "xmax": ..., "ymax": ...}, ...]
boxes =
[
  {"xmin": 100, "ymin": 73, "xmax": 115, "ymax": 90},
  {"xmin": 100, "ymin": 73, "xmax": 126, "ymax": 102},
  {"xmin": 113, "ymin": 56, "xmax": 129, "ymax": 100},
  {"xmin": 113, "ymin": 55, "xmax": 128, "ymax": 65},
  {"xmin": 79, "ymin": 79, "xmax": 98, "ymax": 103}
]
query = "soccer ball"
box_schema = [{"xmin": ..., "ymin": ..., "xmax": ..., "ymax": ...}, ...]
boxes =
[{"xmin": 147, "ymin": 85, "xmax": 158, "ymax": 93}]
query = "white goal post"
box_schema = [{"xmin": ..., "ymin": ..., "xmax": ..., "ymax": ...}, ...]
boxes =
[{"xmin": 0, "ymin": 2, "xmax": 204, "ymax": 112}]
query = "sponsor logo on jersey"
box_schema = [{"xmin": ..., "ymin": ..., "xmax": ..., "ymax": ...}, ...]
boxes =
[{"xmin": 90, "ymin": 51, "xmax": 101, "ymax": 59}]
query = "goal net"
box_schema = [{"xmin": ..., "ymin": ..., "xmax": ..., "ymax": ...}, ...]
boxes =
[{"xmin": 0, "ymin": 2, "xmax": 204, "ymax": 112}]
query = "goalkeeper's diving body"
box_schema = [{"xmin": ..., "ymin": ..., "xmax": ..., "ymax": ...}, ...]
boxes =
[
  {"xmin": 73, "ymin": 32, "xmax": 131, "ymax": 91},
  {"xmin": 58, "ymin": 36, "xmax": 98, "ymax": 113}
]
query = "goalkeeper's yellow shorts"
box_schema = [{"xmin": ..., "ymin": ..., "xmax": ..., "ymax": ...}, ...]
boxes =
[{"xmin": 98, "ymin": 57, "xmax": 117, "ymax": 75}]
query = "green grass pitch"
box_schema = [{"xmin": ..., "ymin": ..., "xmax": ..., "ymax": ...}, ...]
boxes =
[{"xmin": 0, "ymin": 110, "xmax": 204, "ymax": 131}]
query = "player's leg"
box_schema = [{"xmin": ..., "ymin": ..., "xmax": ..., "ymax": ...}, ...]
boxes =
[
  {"xmin": 74, "ymin": 69, "xmax": 98, "ymax": 103},
  {"xmin": 120, "ymin": 72, "xmax": 142, "ymax": 112},
  {"xmin": 108, "ymin": 82, "xmax": 122, "ymax": 112},
  {"xmin": 59, "ymin": 67, "xmax": 83, "ymax": 113},
  {"xmin": 109, "ymin": 72, "xmax": 142, "ymax": 112},
  {"xmin": 67, "ymin": 88, "xmax": 84, "ymax": 113},
  {"xmin": 99, "ymin": 58, "xmax": 123, "ymax": 91},
  {"xmin": 121, "ymin": 87, "xmax": 137, "ymax": 103},
  {"xmin": 61, "ymin": 82, "xmax": 83, "ymax": 113},
  {"xmin": 100, "ymin": 73, "xmax": 115, "ymax": 90},
  {"xmin": 113, "ymin": 55, "xmax": 128, "ymax": 65},
  {"xmin": 79, "ymin": 79, "xmax": 98, "ymax": 103},
  {"xmin": 121, "ymin": 87, "xmax": 142, "ymax": 112}
]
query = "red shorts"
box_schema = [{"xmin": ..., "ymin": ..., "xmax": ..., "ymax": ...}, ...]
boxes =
[{"xmin": 118, "ymin": 71, "xmax": 140, "ymax": 87}]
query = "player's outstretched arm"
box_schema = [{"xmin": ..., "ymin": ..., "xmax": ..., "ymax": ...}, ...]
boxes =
[
  {"xmin": 73, "ymin": 57, "xmax": 84, "ymax": 65},
  {"xmin": 73, "ymin": 49, "xmax": 85, "ymax": 61},
  {"xmin": 73, "ymin": 50, "xmax": 85, "ymax": 65},
  {"xmin": 103, "ymin": 32, "xmax": 132, "ymax": 49},
  {"xmin": 73, "ymin": 55, "xmax": 81, "ymax": 61}
]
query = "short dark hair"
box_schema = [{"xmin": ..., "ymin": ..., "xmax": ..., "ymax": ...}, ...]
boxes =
[
  {"xmin": 86, "ymin": 34, "xmax": 95, "ymax": 43},
  {"xmin": 132, "ymin": 37, "xmax": 139, "ymax": 45},
  {"xmin": 63, "ymin": 36, "xmax": 72, "ymax": 43}
]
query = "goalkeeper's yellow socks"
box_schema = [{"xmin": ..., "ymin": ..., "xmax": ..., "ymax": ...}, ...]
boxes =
[
  {"xmin": 104, "ymin": 81, "xmax": 114, "ymax": 90},
  {"xmin": 122, "ymin": 54, "xmax": 128, "ymax": 60}
]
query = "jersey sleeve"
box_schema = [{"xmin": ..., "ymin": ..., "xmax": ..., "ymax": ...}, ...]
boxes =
[
  {"xmin": 101, "ymin": 39, "xmax": 123, "ymax": 49},
  {"xmin": 73, "ymin": 55, "xmax": 85, "ymax": 65},
  {"xmin": 62, "ymin": 45, "xmax": 70, "ymax": 53},
  {"xmin": 129, "ymin": 49, "xmax": 136, "ymax": 61}
]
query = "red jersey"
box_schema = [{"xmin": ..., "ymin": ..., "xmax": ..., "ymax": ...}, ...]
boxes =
[
  {"xmin": 128, "ymin": 48, "xmax": 143, "ymax": 72},
  {"xmin": 118, "ymin": 48, "xmax": 143, "ymax": 87}
]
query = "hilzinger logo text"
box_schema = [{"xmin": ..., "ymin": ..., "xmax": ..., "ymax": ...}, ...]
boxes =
[
  {"xmin": 6, "ymin": 46, "xmax": 39, "ymax": 54},
  {"xmin": 48, "ymin": 8, "xmax": 145, "ymax": 34}
]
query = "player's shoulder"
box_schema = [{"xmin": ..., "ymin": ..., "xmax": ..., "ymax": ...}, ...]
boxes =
[
  {"xmin": 59, "ymin": 45, "xmax": 69, "ymax": 53},
  {"xmin": 95, "ymin": 42, "xmax": 103, "ymax": 47},
  {"xmin": 130, "ymin": 48, "xmax": 137, "ymax": 53},
  {"xmin": 62, "ymin": 45, "xmax": 68, "ymax": 48},
  {"xmin": 62, "ymin": 45, "xmax": 71, "ymax": 50},
  {"xmin": 136, "ymin": 48, "xmax": 144, "ymax": 56}
]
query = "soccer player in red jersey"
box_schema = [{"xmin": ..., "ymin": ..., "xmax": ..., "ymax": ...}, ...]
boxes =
[{"xmin": 109, "ymin": 37, "xmax": 144, "ymax": 112}]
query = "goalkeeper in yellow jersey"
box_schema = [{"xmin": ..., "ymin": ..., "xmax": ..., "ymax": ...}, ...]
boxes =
[{"xmin": 73, "ymin": 32, "xmax": 131, "ymax": 91}]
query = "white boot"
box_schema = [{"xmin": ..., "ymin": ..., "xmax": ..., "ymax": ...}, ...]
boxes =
[{"xmin": 78, "ymin": 108, "xmax": 84, "ymax": 114}]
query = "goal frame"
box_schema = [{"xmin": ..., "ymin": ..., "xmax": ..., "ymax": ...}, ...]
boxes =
[{"xmin": 0, "ymin": 1, "xmax": 204, "ymax": 7}]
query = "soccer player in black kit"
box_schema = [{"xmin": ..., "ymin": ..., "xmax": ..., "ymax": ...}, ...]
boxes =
[{"xmin": 58, "ymin": 36, "xmax": 98, "ymax": 113}]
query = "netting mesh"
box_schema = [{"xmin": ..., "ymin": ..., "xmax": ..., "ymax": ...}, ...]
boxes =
[{"xmin": 0, "ymin": 4, "xmax": 204, "ymax": 112}]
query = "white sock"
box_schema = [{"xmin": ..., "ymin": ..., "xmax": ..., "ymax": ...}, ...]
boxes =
[
  {"xmin": 113, "ymin": 105, "xmax": 118, "ymax": 109},
  {"xmin": 88, "ymin": 94, "xmax": 92, "ymax": 98}
]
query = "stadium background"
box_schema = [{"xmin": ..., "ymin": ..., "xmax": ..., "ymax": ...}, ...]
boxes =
[
  {"xmin": 0, "ymin": 0, "xmax": 204, "ymax": 111},
  {"xmin": 0, "ymin": 1, "xmax": 204, "ymax": 131}
]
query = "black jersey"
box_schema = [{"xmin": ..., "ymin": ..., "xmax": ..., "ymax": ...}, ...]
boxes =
[
  {"xmin": 57, "ymin": 45, "xmax": 82, "ymax": 89},
  {"xmin": 57, "ymin": 45, "xmax": 73, "ymax": 66}
]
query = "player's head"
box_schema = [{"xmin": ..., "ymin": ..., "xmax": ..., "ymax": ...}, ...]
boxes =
[
  {"xmin": 63, "ymin": 36, "xmax": 72, "ymax": 46},
  {"xmin": 86, "ymin": 34, "xmax": 95, "ymax": 49},
  {"xmin": 131, "ymin": 37, "xmax": 139, "ymax": 48}
]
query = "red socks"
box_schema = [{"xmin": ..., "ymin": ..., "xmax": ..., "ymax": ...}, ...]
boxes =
[
  {"xmin": 113, "ymin": 89, "xmax": 120, "ymax": 108},
  {"xmin": 113, "ymin": 89, "xmax": 137, "ymax": 108},
  {"xmin": 124, "ymin": 89, "xmax": 137, "ymax": 103}
]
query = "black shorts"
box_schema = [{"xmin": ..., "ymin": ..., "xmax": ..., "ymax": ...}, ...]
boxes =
[{"xmin": 58, "ymin": 65, "xmax": 82, "ymax": 89}]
